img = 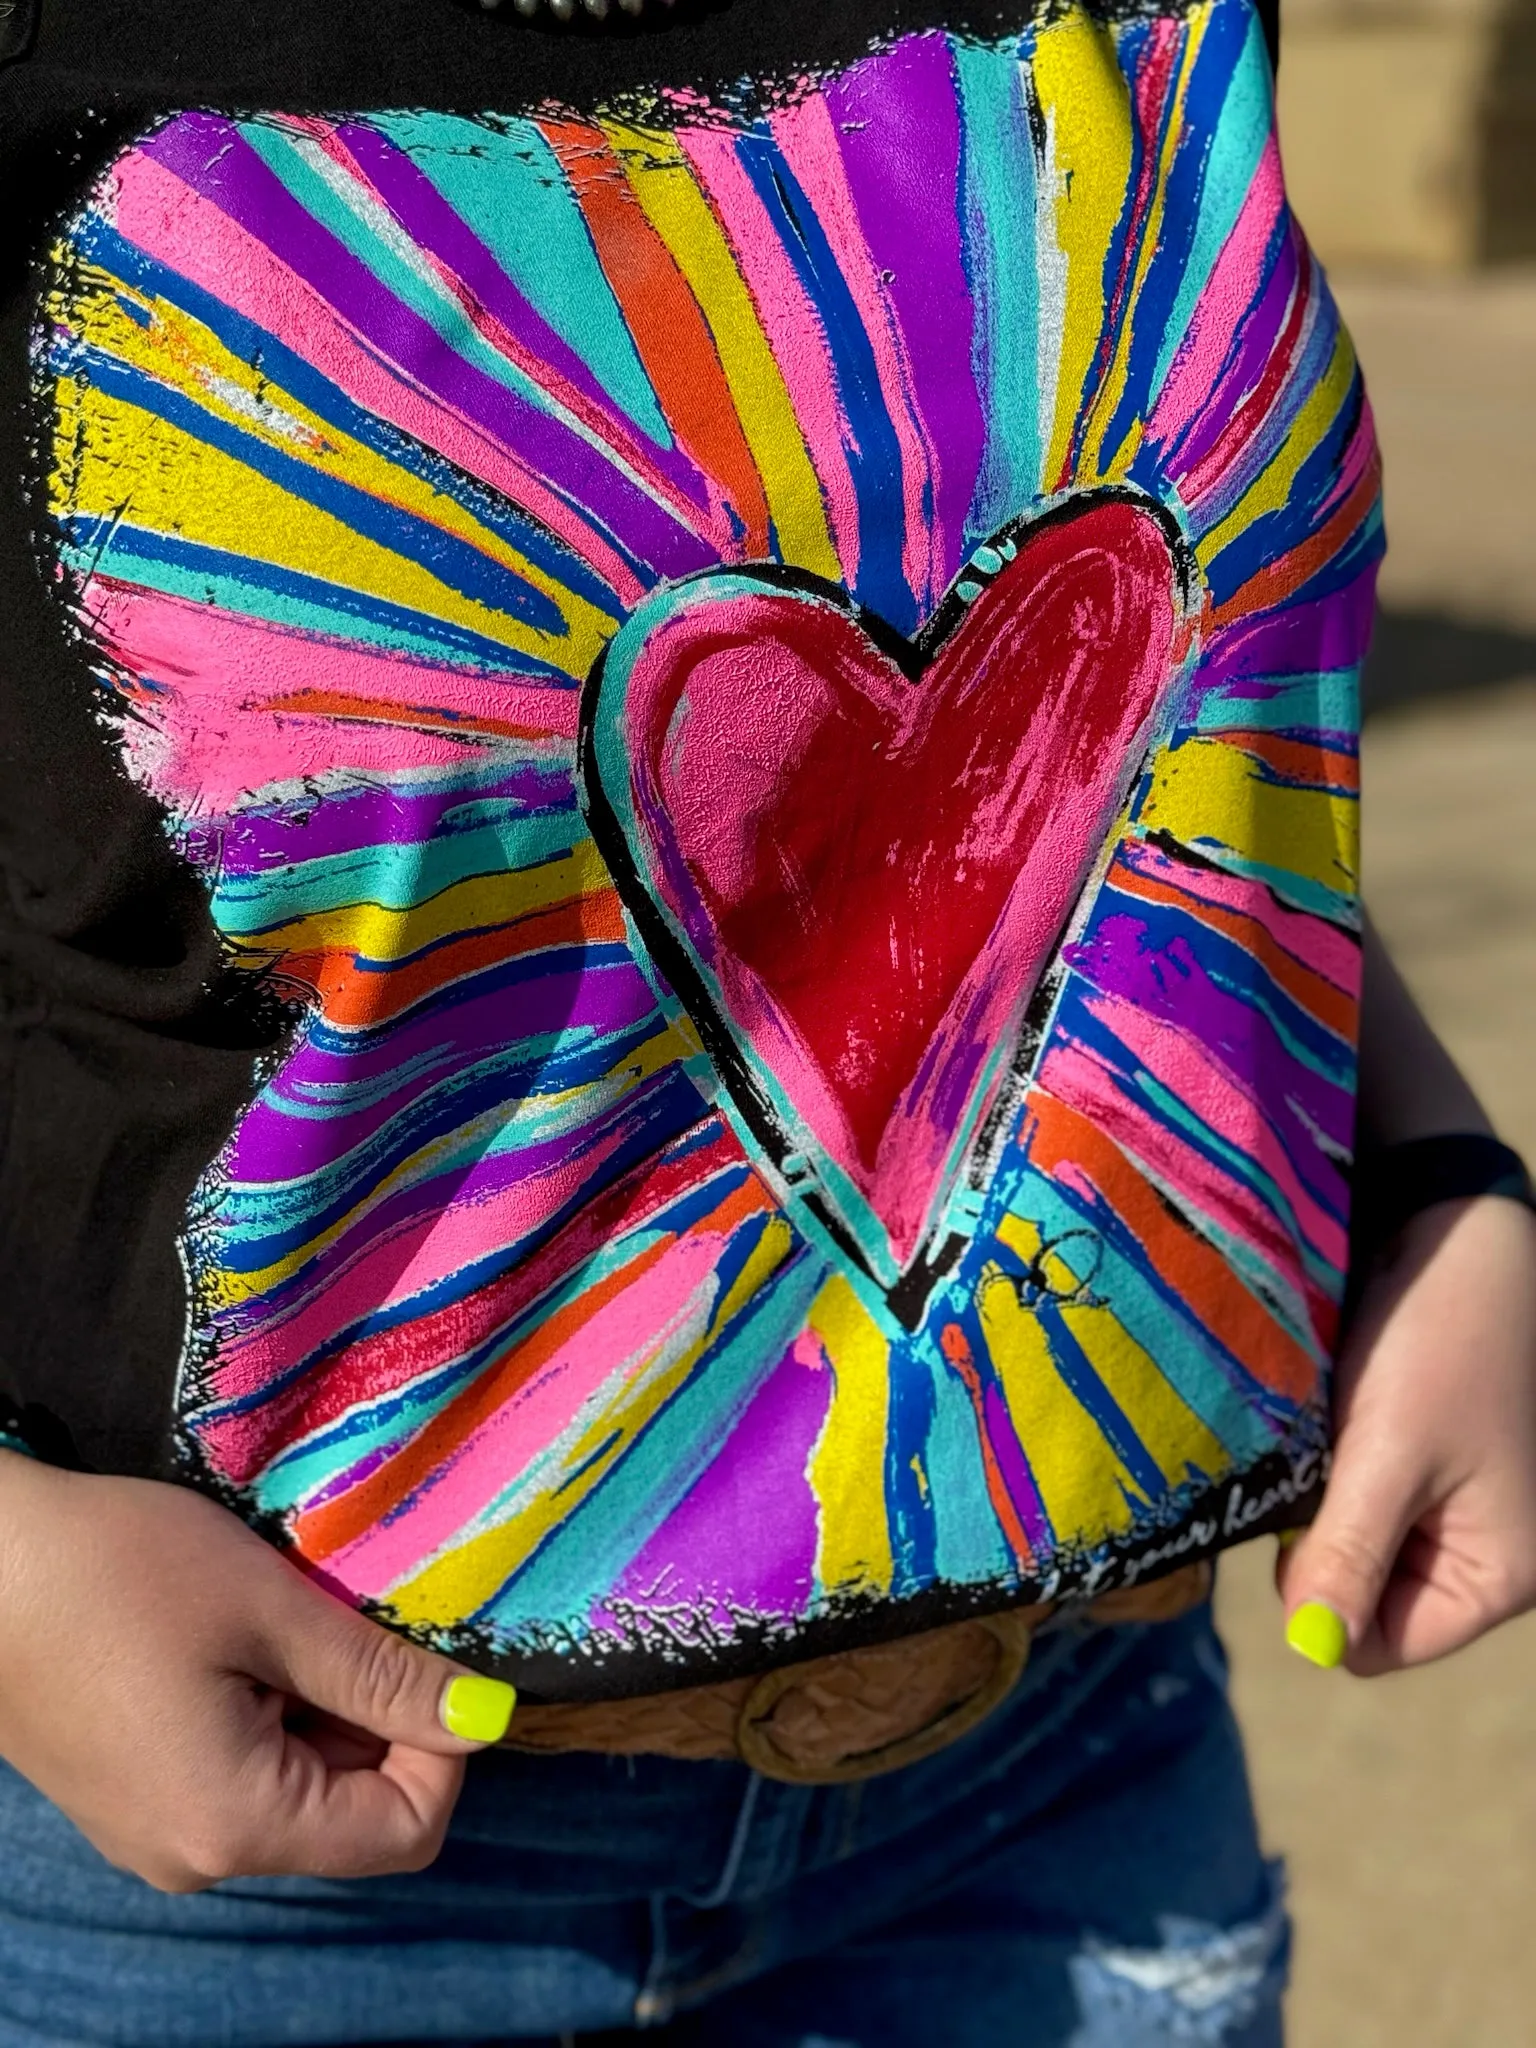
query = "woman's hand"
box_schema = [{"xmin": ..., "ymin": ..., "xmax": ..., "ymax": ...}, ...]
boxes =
[
  {"xmin": 0, "ymin": 1457, "xmax": 515, "ymax": 1891},
  {"xmin": 1279, "ymin": 1191, "xmax": 1536, "ymax": 1673}
]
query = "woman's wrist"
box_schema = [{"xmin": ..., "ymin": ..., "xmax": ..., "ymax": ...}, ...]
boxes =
[{"xmin": 1353, "ymin": 1133, "xmax": 1536, "ymax": 1268}]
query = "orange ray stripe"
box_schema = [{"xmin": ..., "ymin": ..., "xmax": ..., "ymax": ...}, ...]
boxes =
[
  {"xmin": 939, "ymin": 1322, "xmax": 1035, "ymax": 1568},
  {"xmin": 1024, "ymin": 1091, "xmax": 1321, "ymax": 1404},
  {"xmin": 263, "ymin": 689, "xmax": 572, "ymax": 744},
  {"xmin": 220, "ymin": 1123, "xmax": 747, "ymax": 1476},
  {"xmin": 1218, "ymin": 731, "xmax": 1358, "ymax": 791},
  {"xmin": 1108, "ymin": 860, "xmax": 1356, "ymax": 1040},
  {"xmin": 543, "ymin": 118, "xmax": 771, "ymax": 557},
  {"xmin": 283, "ymin": 890, "xmax": 629, "ymax": 1028},
  {"xmin": 295, "ymin": 1172, "xmax": 775, "ymax": 1560},
  {"xmin": 293, "ymin": 1241, "xmax": 673, "ymax": 1561},
  {"xmin": 1209, "ymin": 452, "xmax": 1382, "ymax": 630}
]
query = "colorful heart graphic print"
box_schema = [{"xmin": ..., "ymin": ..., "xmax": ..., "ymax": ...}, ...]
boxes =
[
  {"xmin": 585, "ymin": 495, "xmax": 1193, "ymax": 1317},
  {"xmin": 37, "ymin": 0, "xmax": 1380, "ymax": 1693}
]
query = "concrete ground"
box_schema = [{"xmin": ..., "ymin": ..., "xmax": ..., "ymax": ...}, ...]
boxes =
[
  {"xmin": 1344, "ymin": 268, "xmax": 1536, "ymax": 635},
  {"xmin": 1215, "ymin": 268, "xmax": 1536, "ymax": 2047}
]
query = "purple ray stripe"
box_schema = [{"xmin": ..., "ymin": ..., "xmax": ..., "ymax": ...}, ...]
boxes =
[
  {"xmin": 140, "ymin": 114, "xmax": 716, "ymax": 586},
  {"xmin": 981, "ymin": 1379, "xmax": 1053, "ymax": 1554},
  {"xmin": 1064, "ymin": 911, "xmax": 1353, "ymax": 1186},
  {"xmin": 215, "ymin": 763, "xmax": 577, "ymax": 876},
  {"xmin": 1076, "ymin": 904, "xmax": 1356, "ymax": 1153},
  {"xmin": 823, "ymin": 34, "xmax": 986, "ymax": 608},
  {"xmin": 225, "ymin": 961, "xmax": 656, "ymax": 1182},
  {"xmin": 1193, "ymin": 277, "xmax": 1342, "ymax": 546},
  {"xmin": 605, "ymin": 1335, "xmax": 830, "ymax": 1624},
  {"xmin": 221, "ymin": 1064, "xmax": 694, "ymax": 1323},
  {"xmin": 1189, "ymin": 269, "xmax": 1342, "ymax": 556},
  {"xmin": 1158, "ymin": 217, "xmax": 1299, "ymax": 484},
  {"xmin": 225, "ymin": 960, "xmax": 660, "ymax": 1179},
  {"xmin": 273, "ymin": 952, "xmax": 656, "ymax": 1092},
  {"xmin": 300, "ymin": 1439, "xmax": 398, "ymax": 1509},
  {"xmin": 1202, "ymin": 566, "xmax": 1376, "ymax": 679},
  {"xmin": 334, "ymin": 122, "xmax": 722, "ymax": 527}
]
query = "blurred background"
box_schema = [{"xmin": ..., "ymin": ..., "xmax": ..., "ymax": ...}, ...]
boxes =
[{"xmin": 1215, "ymin": 11, "xmax": 1536, "ymax": 2042}]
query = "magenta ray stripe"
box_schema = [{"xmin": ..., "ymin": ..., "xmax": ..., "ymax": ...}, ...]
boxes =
[
  {"xmin": 333, "ymin": 122, "xmax": 725, "ymax": 524},
  {"xmin": 216, "ymin": 764, "xmax": 576, "ymax": 875},
  {"xmin": 1202, "ymin": 566, "xmax": 1377, "ymax": 679},
  {"xmin": 823, "ymin": 34, "xmax": 986, "ymax": 602},
  {"xmin": 140, "ymin": 114, "xmax": 716, "ymax": 584},
  {"xmin": 1160, "ymin": 218, "xmax": 1299, "ymax": 483}
]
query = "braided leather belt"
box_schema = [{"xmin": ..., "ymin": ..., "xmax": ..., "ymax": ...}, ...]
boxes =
[{"xmin": 503, "ymin": 1563, "xmax": 1211, "ymax": 1784}]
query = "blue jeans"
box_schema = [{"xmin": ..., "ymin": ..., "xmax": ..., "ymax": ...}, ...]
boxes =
[{"xmin": 0, "ymin": 1606, "xmax": 1285, "ymax": 2048}]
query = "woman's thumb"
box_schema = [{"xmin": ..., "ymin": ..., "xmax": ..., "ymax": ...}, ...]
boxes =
[
  {"xmin": 259, "ymin": 1562, "xmax": 517, "ymax": 1751},
  {"xmin": 1276, "ymin": 1437, "xmax": 1417, "ymax": 1671}
]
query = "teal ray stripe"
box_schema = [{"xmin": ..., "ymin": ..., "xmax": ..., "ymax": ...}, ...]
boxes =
[
  {"xmin": 210, "ymin": 813, "xmax": 587, "ymax": 935},
  {"xmin": 1189, "ymin": 668, "xmax": 1360, "ymax": 735},
  {"xmin": 370, "ymin": 112, "xmax": 674, "ymax": 451},
  {"xmin": 956, "ymin": 37, "xmax": 1044, "ymax": 537},
  {"xmin": 238, "ymin": 121, "xmax": 580, "ymax": 433},
  {"xmin": 61, "ymin": 518, "xmax": 572, "ymax": 677},
  {"xmin": 473, "ymin": 1246, "xmax": 829, "ymax": 1635},
  {"xmin": 1150, "ymin": 8, "xmax": 1274, "ymax": 396}
]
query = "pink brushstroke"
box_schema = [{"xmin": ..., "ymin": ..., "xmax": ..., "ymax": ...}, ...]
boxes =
[
  {"xmin": 1146, "ymin": 137, "xmax": 1284, "ymax": 452},
  {"xmin": 1038, "ymin": 1042, "xmax": 1335, "ymax": 1345},
  {"xmin": 679, "ymin": 125, "xmax": 863, "ymax": 586},
  {"xmin": 326, "ymin": 1229, "xmax": 728, "ymax": 1596},
  {"xmin": 204, "ymin": 1104, "xmax": 650, "ymax": 1396},
  {"xmin": 105, "ymin": 150, "xmax": 650, "ymax": 604},
  {"xmin": 1120, "ymin": 840, "xmax": 1361, "ymax": 995},
  {"xmin": 84, "ymin": 583, "xmax": 577, "ymax": 815},
  {"xmin": 1071, "ymin": 988, "xmax": 1348, "ymax": 1270},
  {"xmin": 770, "ymin": 93, "xmax": 940, "ymax": 611}
]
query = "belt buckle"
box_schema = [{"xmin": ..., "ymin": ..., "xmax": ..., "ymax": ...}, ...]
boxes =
[{"xmin": 734, "ymin": 1610, "xmax": 1034, "ymax": 1785}]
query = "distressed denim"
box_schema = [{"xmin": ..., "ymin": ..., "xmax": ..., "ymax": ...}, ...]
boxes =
[{"xmin": 0, "ymin": 1605, "xmax": 1286, "ymax": 2048}]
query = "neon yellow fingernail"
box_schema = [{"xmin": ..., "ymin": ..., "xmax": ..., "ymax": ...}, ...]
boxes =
[
  {"xmin": 442, "ymin": 1674, "xmax": 517, "ymax": 1743},
  {"xmin": 1277, "ymin": 1528, "xmax": 1303, "ymax": 1551},
  {"xmin": 1285, "ymin": 1601, "xmax": 1348, "ymax": 1669}
]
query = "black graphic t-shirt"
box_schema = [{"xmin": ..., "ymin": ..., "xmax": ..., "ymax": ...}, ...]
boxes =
[{"xmin": 0, "ymin": 0, "xmax": 1379, "ymax": 1704}]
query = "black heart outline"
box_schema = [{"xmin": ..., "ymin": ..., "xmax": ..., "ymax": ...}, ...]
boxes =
[{"xmin": 578, "ymin": 486, "xmax": 1199, "ymax": 1330}]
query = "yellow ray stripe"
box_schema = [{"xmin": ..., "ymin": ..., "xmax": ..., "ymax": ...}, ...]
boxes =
[
  {"xmin": 996, "ymin": 1215, "xmax": 1230, "ymax": 1488},
  {"xmin": 55, "ymin": 379, "xmax": 607, "ymax": 682},
  {"xmin": 1196, "ymin": 328, "xmax": 1357, "ymax": 569},
  {"xmin": 237, "ymin": 839, "xmax": 613, "ymax": 961},
  {"xmin": 605, "ymin": 123, "xmax": 841, "ymax": 582},
  {"xmin": 206, "ymin": 1022, "xmax": 689, "ymax": 1309},
  {"xmin": 386, "ymin": 1217, "xmax": 797, "ymax": 1625},
  {"xmin": 1081, "ymin": 11, "xmax": 1209, "ymax": 480},
  {"xmin": 977, "ymin": 1265, "xmax": 1140, "ymax": 1545},
  {"xmin": 806, "ymin": 1275, "xmax": 896, "ymax": 1597},
  {"xmin": 1033, "ymin": 11, "xmax": 1136, "ymax": 491},
  {"xmin": 1138, "ymin": 736, "xmax": 1358, "ymax": 896},
  {"xmin": 54, "ymin": 272, "xmax": 620, "ymax": 667},
  {"xmin": 1062, "ymin": 1304, "xmax": 1231, "ymax": 1487},
  {"xmin": 713, "ymin": 1214, "xmax": 798, "ymax": 1333}
]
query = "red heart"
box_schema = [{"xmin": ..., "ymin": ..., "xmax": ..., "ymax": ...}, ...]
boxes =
[{"xmin": 584, "ymin": 494, "xmax": 1187, "ymax": 1303}]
